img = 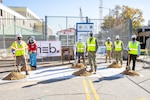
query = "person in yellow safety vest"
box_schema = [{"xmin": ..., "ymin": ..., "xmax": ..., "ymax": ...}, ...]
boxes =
[
  {"xmin": 76, "ymin": 37, "xmax": 85, "ymax": 64},
  {"xmin": 113, "ymin": 35, "xmax": 124, "ymax": 66},
  {"xmin": 126, "ymin": 34, "xmax": 140, "ymax": 70},
  {"xmin": 105, "ymin": 37, "xmax": 112, "ymax": 63},
  {"xmin": 11, "ymin": 33, "xmax": 29, "ymax": 75},
  {"xmin": 87, "ymin": 32, "xmax": 98, "ymax": 74}
]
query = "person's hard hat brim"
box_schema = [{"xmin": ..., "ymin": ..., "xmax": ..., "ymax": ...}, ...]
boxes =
[{"xmin": 131, "ymin": 34, "xmax": 136, "ymax": 38}]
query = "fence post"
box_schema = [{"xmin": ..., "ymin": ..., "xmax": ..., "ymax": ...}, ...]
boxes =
[
  {"xmin": 129, "ymin": 19, "xmax": 132, "ymax": 38},
  {"xmin": 45, "ymin": 16, "xmax": 48, "ymax": 41}
]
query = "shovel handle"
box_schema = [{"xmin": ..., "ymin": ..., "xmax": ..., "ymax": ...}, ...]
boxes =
[
  {"xmin": 13, "ymin": 54, "xmax": 16, "ymax": 71},
  {"xmin": 126, "ymin": 53, "xmax": 130, "ymax": 70}
]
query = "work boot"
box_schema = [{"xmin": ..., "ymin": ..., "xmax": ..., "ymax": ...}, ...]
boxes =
[
  {"xmin": 26, "ymin": 71, "xmax": 29, "ymax": 75},
  {"xmin": 17, "ymin": 69, "xmax": 21, "ymax": 72},
  {"xmin": 126, "ymin": 66, "xmax": 130, "ymax": 71},
  {"xmin": 116, "ymin": 61, "xmax": 118, "ymax": 64},
  {"xmin": 16, "ymin": 66, "xmax": 21, "ymax": 72},
  {"xmin": 95, "ymin": 66, "xmax": 97, "ymax": 73},
  {"xmin": 120, "ymin": 61, "xmax": 123, "ymax": 66}
]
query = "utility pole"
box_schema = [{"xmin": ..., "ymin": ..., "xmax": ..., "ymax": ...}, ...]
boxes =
[
  {"xmin": 79, "ymin": 7, "xmax": 84, "ymax": 22},
  {"xmin": 99, "ymin": 0, "xmax": 103, "ymax": 32}
]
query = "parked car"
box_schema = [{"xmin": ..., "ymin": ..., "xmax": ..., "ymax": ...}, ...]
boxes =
[{"xmin": 97, "ymin": 46, "xmax": 106, "ymax": 54}]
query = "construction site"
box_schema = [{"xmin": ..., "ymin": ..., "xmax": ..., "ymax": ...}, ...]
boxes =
[{"xmin": 0, "ymin": 0, "xmax": 150, "ymax": 100}]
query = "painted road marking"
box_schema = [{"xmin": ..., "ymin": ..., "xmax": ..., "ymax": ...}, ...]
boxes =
[
  {"xmin": 138, "ymin": 98, "xmax": 146, "ymax": 100},
  {"xmin": 83, "ymin": 79, "xmax": 91, "ymax": 100},
  {"xmin": 88, "ymin": 79, "xmax": 100, "ymax": 100},
  {"xmin": 83, "ymin": 78, "xmax": 100, "ymax": 100}
]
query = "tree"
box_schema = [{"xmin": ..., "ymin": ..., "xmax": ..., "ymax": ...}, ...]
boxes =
[{"xmin": 101, "ymin": 5, "xmax": 144, "ymax": 34}]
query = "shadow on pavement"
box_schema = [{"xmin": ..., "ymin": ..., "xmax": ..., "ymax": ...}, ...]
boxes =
[
  {"xmin": 22, "ymin": 75, "xmax": 75, "ymax": 88},
  {"xmin": 0, "ymin": 70, "xmax": 12, "ymax": 74},
  {"xmin": 97, "ymin": 67, "xmax": 107, "ymax": 70},
  {"xmin": 93, "ymin": 74, "xmax": 124, "ymax": 83}
]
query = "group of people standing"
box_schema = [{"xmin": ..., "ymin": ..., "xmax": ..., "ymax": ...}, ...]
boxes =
[
  {"xmin": 105, "ymin": 35, "xmax": 124, "ymax": 65},
  {"xmin": 76, "ymin": 32, "xmax": 140, "ymax": 74},
  {"xmin": 10, "ymin": 32, "xmax": 140, "ymax": 75}
]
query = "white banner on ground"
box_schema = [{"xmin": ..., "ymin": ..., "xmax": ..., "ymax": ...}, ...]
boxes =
[{"xmin": 36, "ymin": 41, "xmax": 61, "ymax": 57}]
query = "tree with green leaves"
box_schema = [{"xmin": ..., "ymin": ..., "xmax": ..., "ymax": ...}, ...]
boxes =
[{"xmin": 101, "ymin": 5, "xmax": 144, "ymax": 34}]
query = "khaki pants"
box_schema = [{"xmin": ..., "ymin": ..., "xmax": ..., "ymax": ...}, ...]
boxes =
[
  {"xmin": 106, "ymin": 50, "xmax": 111, "ymax": 62},
  {"xmin": 115, "ymin": 51, "xmax": 123, "ymax": 65},
  {"xmin": 88, "ymin": 52, "xmax": 97, "ymax": 72},
  {"xmin": 16, "ymin": 55, "xmax": 28, "ymax": 71}
]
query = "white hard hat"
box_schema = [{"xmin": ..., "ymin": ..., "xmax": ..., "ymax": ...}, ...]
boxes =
[
  {"xmin": 17, "ymin": 33, "xmax": 22, "ymax": 38},
  {"xmin": 131, "ymin": 34, "xmax": 136, "ymax": 38},
  {"xmin": 116, "ymin": 35, "xmax": 120, "ymax": 39},
  {"xmin": 107, "ymin": 37, "xmax": 111, "ymax": 40}
]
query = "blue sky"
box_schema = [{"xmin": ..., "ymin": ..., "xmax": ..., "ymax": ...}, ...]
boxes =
[{"xmin": 3, "ymin": 0, "xmax": 150, "ymax": 33}]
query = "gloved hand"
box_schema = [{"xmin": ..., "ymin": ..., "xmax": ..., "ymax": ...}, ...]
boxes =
[{"xmin": 11, "ymin": 49, "xmax": 15, "ymax": 54}]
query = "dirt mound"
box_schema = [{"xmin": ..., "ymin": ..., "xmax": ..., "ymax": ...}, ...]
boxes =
[
  {"xmin": 121, "ymin": 70, "xmax": 140, "ymax": 76},
  {"xmin": 31, "ymin": 67, "xmax": 36, "ymax": 70},
  {"xmin": 72, "ymin": 68, "xmax": 91, "ymax": 76},
  {"xmin": 21, "ymin": 65, "xmax": 32, "ymax": 71},
  {"xmin": 108, "ymin": 61, "xmax": 122, "ymax": 68},
  {"xmin": 71, "ymin": 63, "xmax": 86, "ymax": 69},
  {"xmin": 2, "ymin": 72, "xmax": 26, "ymax": 80}
]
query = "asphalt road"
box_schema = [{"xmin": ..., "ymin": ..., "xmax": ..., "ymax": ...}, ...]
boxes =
[{"xmin": 0, "ymin": 56, "xmax": 150, "ymax": 100}]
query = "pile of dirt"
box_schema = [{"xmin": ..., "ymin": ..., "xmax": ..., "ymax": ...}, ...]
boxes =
[
  {"xmin": 30, "ymin": 67, "xmax": 36, "ymax": 70},
  {"xmin": 2, "ymin": 72, "xmax": 26, "ymax": 80},
  {"xmin": 121, "ymin": 70, "xmax": 140, "ymax": 76},
  {"xmin": 21, "ymin": 65, "xmax": 32, "ymax": 71},
  {"xmin": 108, "ymin": 61, "xmax": 122, "ymax": 68},
  {"xmin": 72, "ymin": 68, "xmax": 91, "ymax": 76},
  {"xmin": 71, "ymin": 63, "xmax": 86, "ymax": 69}
]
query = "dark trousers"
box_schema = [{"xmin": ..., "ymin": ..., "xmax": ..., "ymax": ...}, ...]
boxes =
[
  {"xmin": 77, "ymin": 52, "xmax": 85, "ymax": 64},
  {"xmin": 126, "ymin": 54, "xmax": 137, "ymax": 70}
]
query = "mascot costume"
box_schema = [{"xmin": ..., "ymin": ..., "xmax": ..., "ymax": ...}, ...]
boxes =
[{"xmin": 27, "ymin": 36, "xmax": 37, "ymax": 69}]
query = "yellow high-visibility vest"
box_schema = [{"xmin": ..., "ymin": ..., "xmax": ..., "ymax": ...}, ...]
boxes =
[
  {"xmin": 87, "ymin": 38, "xmax": 96, "ymax": 52},
  {"xmin": 11, "ymin": 41, "xmax": 28, "ymax": 56},
  {"xmin": 128, "ymin": 41, "xmax": 139, "ymax": 55},
  {"xmin": 77, "ymin": 42, "xmax": 84, "ymax": 53},
  {"xmin": 105, "ymin": 41, "xmax": 112, "ymax": 51},
  {"xmin": 114, "ymin": 41, "xmax": 122, "ymax": 51}
]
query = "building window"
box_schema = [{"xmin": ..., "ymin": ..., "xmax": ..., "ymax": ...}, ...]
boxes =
[
  {"xmin": 0, "ymin": 9, "xmax": 2, "ymax": 16},
  {"xmin": 23, "ymin": 20, "xmax": 25, "ymax": 25}
]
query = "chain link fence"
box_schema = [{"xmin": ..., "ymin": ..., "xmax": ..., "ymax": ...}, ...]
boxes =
[
  {"xmin": 99, "ymin": 19, "xmax": 131, "ymax": 48},
  {"xmin": 89, "ymin": 19, "xmax": 132, "ymax": 60},
  {"xmin": 0, "ymin": 17, "xmax": 132, "ymax": 62},
  {"xmin": 0, "ymin": 18, "xmax": 44, "ymax": 58}
]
